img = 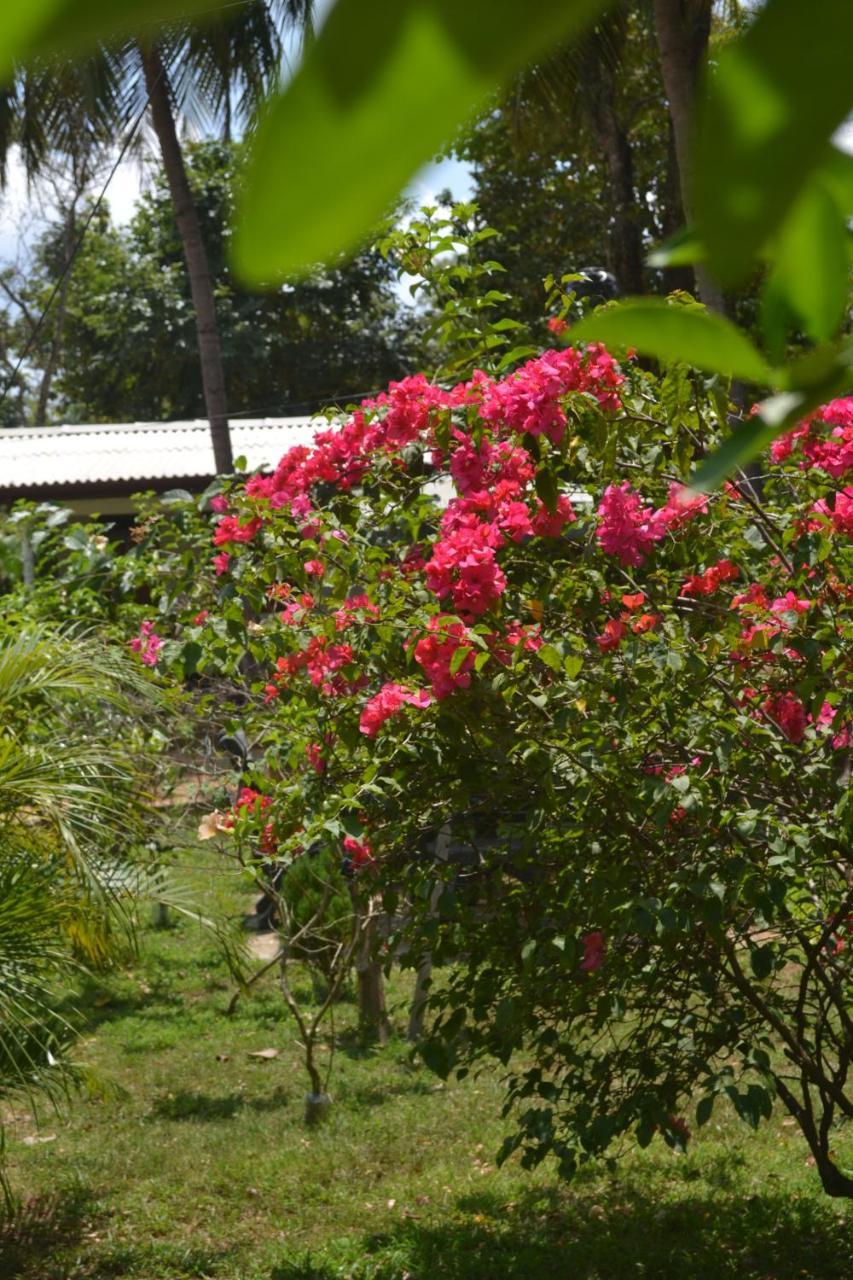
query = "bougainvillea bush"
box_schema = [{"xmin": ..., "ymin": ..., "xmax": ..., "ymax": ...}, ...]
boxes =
[{"xmin": 121, "ymin": 321, "xmax": 852, "ymax": 1196}]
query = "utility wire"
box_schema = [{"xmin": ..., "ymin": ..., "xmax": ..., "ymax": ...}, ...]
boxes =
[{"xmin": 0, "ymin": 64, "xmax": 165, "ymax": 421}]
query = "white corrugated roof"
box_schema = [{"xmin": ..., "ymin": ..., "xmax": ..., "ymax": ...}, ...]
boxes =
[{"xmin": 0, "ymin": 417, "xmax": 322, "ymax": 492}]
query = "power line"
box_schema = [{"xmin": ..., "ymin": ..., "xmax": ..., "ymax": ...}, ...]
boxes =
[{"xmin": 0, "ymin": 65, "xmax": 165, "ymax": 420}]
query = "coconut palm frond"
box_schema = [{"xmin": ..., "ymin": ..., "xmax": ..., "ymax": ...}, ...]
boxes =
[
  {"xmin": 0, "ymin": 625, "xmax": 160, "ymax": 1186},
  {"xmin": 0, "ymin": 860, "xmax": 80, "ymax": 1108},
  {"xmin": 0, "ymin": 626, "xmax": 159, "ymax": 715}
]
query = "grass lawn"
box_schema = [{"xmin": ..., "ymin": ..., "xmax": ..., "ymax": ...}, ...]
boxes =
[{"xmin": 2, "ymin": 842, "xmax": 851, "ymax": 1280}]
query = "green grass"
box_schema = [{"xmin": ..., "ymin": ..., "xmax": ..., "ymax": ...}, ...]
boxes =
[{"xmin": 2, "ymin": 844, "xmax": 851, "ymax": 1280}]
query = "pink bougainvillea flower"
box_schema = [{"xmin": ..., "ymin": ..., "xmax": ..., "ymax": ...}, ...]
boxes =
[
  {"xmin": 580, "ymin": 931, "xmax": 605, "ymax": 972},
  {"xmin": 770, "ymin": 397, "xmax": 853, "ymax": 477},
  {"xmin": 652, "ymin": 483, "xmax": 708, "ymax": 534},
  {"xmin": 129, "ymin": 621, "xmax": 162, "ymax": 667},
  {"xmin": 358, "ymin": 682, "xmax": 432, "ymax": 737},
  {"xmin": 596, "ymin": 483, "xmax": 662, "ymax": 567},
  {"xmin": 343, "ymin": 835, "xmax": 374, "ymax": 869},
  {"xmin": 412, "ymin": 617, "xmax": 477, "ymax": 698},
  {"xmin": 531, "ymin": 494, "xmax": 576, "ymax": 538},
  {"xmin": 595, "ymin": 618, "xmax": 625, "ymax": 652},
  {"xmin": 763, "ymin": 691, "xmax": 807, "ymax": 744},
  {"xmin": 769, "ymin": 591, "xmax": 810, "ymax": 616},
  {"xmin": 213, "ymin": 551, "xmax": 230, "ymax": 576},
  {"xmin": 304, "ymin": 559, "xmax": 325, "ymax": 577},
  {"xmin": 424, "ymin": 522, "xmax": 507, "ymax": 617},
  {"xmin": 213, "ymin": 515, "xmax": 262, "ymax": 546}
]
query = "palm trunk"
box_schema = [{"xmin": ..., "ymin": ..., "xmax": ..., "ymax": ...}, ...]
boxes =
[
  {"xmin": 651, "ymin": 0, "xmax": 726, "ymax": 314},
  {"xmin": 140, "ymin": 43, "xmax": 232, "ymax": 473},
  {"xmin": 660, "ymin": 118, "xmax": 696, "ymax": 295},
  {"xmin": 593, "ymin": 89, "xmax": 644, "ymax": 295}
]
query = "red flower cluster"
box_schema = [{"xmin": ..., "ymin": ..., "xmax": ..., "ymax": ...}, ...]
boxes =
[
  {"xmin": 329, "ymin": 595, "xmax": 378, "ymax": 633},
  {"xmin": 213, "ymin": 515, "xmax": 262, "ymax": 546},
  {"xmin": 229, "ymin": 787, "xmax": 276, "ymax": 854},
  {"xmin": 358, "ymin": 682, "xmax": 432, "ymax": 737},
  {"xmin": 412, "ymin": 617, "xmax": 477, "ymax": 699},
  {"xmin": 580, "ymin": 930, "xmax": 605, "ymax": 972},
  {"xmin": 770, "ymin": 397, "xmax": 853, "ymax": 478},
  {"xmin": 596, "ymin": 592, "xmax": 661, "ymax": 651},
  {"xmin": 681, "ymin": 559, "xmax": 739, "ymax": 597},
  {"xmin": 129, "ymin": 620, "xmax": 162, "ymax": 667},
  {"xmin": 342, "ymin": 834, "xmax": 374, "ymax": 870},
  {"xmin": 596, "ymin": 482, "xmax": 706, "ymax": 567},
  {"xmin": 762, "ymin": 691, "xmax": 808, "ymax": 744},
  {"xmin": 268, "ymin": 637, "xmax": 357, "ymax": 698}
]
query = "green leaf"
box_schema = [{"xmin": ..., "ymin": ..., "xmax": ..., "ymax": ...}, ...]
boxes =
[
  {"xmin": 419, "ymin": 1036, "xmax": 453, "ymax": 1079},
  {"xmin": 819, "ymin": 146, "xmax": 853, "ymax": 217},
  {"xmin": 646, "ymin": 225, "xmax": 705, "ymax": 269},
  {"xmin": 563, "ymin": 654, "xmax": 583, "ymax": 679},
  {"xmin": 693, "ymin": 0, "xmax": 853, "ymax": 285},
  {"xmin": 180, "ymin": 641, "xmax": 202, "ymax": 678},
  {"xmin": 449, "ymin": 644, "xmax": 473, "ymax": 676},
  {"xmin": 534, "ymin": 467, "xmax": 558, "ymax": 515},
  {"xmin": 233, "ymin": 0, "xmax": 610, "ymax": 282},
  {"xmin": 538, "ymin": 644, "xmax": 562, "ymax": 673},
  {"xmin": 763, "ymin": 179, "xmax": 850, "ymax": 343},
  {"xmin": 0, "ymin": 0, "xmax": 226, "ymax": 78},
  {"xmin": 750, "ymin": 944, "xmax": 775, "ymax": 981},
  {"xmin": 689, "ymin": 362, "xmax": 853, "ymax": 492},
  {"xmin": 568, "ymin": 299, "xmax": 773, "ymax": 384},
  {"xmin": 497, "ymin": 344, "xmax": 540, "ymax": 370}
]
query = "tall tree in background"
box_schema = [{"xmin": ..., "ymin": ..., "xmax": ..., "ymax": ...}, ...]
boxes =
[
  {"xmin": 140, "ymin": 42, "xmax": 233, "ymax": 469},
  {"xmin": 651, "ymin": 0, "xmax": 726, "ymax": 313},
  {"xmin": 2, "ymin": 144, "xmax": 414, "ymax": 425},
  {"xmin": 457, "ymin": 3, "xmax": 679, "ymax": 329},
  {"xmin": 133, "ymin": 2, "xmax": 313, "ymax": 470},
  {"xmin": 0, "ymin": 2, "xmax": 313, "ymax": 470},
  {"xmin": 522, "ymin": 2, "xmax": 648, "ymax": 295},
  {"xmin": 456, "ymin": 1, "xmax": 741, "ymax": 323}
]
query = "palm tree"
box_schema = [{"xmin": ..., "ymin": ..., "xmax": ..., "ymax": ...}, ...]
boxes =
[
  {"xmin": 132, "ymin": 2, "xmax": 315, "ymax": 471},
  {"xmin": 0, "ymin": 626, "xmax": 154, "ymax": 1196},
  {"xmin": 521, "ymin": 3, "xmax": 648, "ymax": 295},
  {"xmin": 0, "ymin": 2, "xmax": 313, "ymax": 471}
]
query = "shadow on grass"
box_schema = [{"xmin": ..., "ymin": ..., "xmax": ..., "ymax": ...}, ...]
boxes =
[
  {"xmin": 55, "ymin": 975, "xmax": 185, "ymax": 1037},
  {"xmin": 269, "ymin": 1177, "xmax": 851, "ymax": 1280},
  {"xmin": 0, "ymin": 1188, "xmax": 98, "ymax": 1279},
  {"xmin": 149, "ymin": 1085, "xmax": 290, "ymax": 1122},
  {"xmin": 342, "ymin": 1075, "xmax": 440, "ymax": 1109},
  {"xmin": 2, "ymin": 1190, "xmax": 231, "ymax": 1279}
]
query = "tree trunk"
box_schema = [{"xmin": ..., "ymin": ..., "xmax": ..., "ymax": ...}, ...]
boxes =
[
  {"xmin": 354, "ymin": 893, "xmax": 390, "ymax": 1046},
  {"xmin": 406, "ymin": 952, "xmax": 432, "ymax": 1043},
  {"xmin": 140, "ymin": 43, "xmax": 232, "ymax": 473},
  {"xmin": 357, "ymin": 962, "xmax": 390, "ymax": 1046},
  {"xmin": 651, "ymin": 0, "xmax": 725, "ymax": 314},
  {"xmin": 592, "ymin": 82, "xmax": 644, "ymax": 295},
  {"xmin": 659, "ymin": 117, "xmax": 696, "ymax": 295}
]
